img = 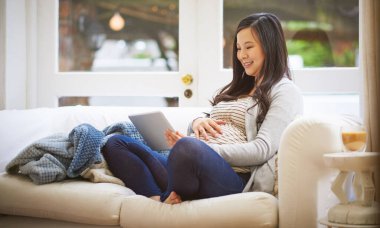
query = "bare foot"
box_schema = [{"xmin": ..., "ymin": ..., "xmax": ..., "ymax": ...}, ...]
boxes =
[
  {"xmin": 150, "ymin": 195, "xmax": 160, "ymax": 201},
  {"xmin": 163, "ymin": 191, "xmax": 182, "ymax": 204}
]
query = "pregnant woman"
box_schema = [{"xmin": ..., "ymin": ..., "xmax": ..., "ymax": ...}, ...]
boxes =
[{"xmin": 102, "ymin": 12, "xmax": 303, "ymax": 204}]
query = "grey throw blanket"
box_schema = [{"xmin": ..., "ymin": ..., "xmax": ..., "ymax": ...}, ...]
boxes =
[{"xmin": 6, "ymin": 121, "xmax": 147, "ymax": 184}]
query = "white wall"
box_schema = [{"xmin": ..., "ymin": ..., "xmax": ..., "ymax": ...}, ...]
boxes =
[
  {"xmin": 2, "ymin": 0, "xmax": 27, "ymax": 110},
  {"xmin": 303, "ymin": 93, "xmax": 360, "ymax": 118},
  {"xmin": 0, "ymin": 0, "xmax": 5, "ymax": 110}
]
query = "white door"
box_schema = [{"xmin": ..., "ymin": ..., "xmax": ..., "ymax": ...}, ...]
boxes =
[
  {"xmin": 35, "ymin": 0, "xmax": 199, "ymax": 107},
  {"xmin": 34, "ymin": 0, "xmax": 361, "ymax": 113}
]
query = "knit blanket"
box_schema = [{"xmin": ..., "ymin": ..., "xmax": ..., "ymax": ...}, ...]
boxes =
[{"xmin": 6, "ymin": 121, "xmax": 147, "ymax": 184}]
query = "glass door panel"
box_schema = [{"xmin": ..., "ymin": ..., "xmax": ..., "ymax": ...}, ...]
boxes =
[
  {"xmin": 196, "ymin": 0, "xmax": 361, "ymax": 112},
  {"xmin": 36, "ymin": 0, "xmax": 197, "ymax": 107},
  {"xmin": 59, "ymin": 0, "xmax": 179, "ymax": 72},
  {"xmin": 223, "ymin": 0, "xmax": 359, "ymax": 69}
]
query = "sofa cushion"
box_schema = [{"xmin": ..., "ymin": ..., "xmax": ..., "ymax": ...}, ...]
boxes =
[
  {"xmin": 120, "ymin": 192, "xmax": 278, "ymax": 228},
  {"xmin": 0, "ymin": 173, "xmax": 135, "ymax": 225},
  {"xmin": 0, "ymin": 215, "xmax": 120, "ymax": 227}
]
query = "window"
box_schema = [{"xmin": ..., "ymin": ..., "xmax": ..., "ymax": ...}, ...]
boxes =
[
  {"xmin": 10, "ymin": 0, "xmax": 361, "ymax": 114},
  {"xmin": 34, "ymin": 0, "xmax": 198, "ymax": 107},
  {"xmin": 195, "ymin": 0, "xmax": 361, "ymax": 115},
  {"xmin": 58, "ymin": 96, "xmax": 178, "ymax": 107},
  {"xmin": 223, "ymin": 0, "xmax": 359, "ymax": 69},
  {"xmin": 59, "ymin": 0, "xmax": 179, "ymax": 72}
]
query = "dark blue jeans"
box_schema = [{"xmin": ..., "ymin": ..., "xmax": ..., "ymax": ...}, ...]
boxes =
[{"xmin": 102, "ymin": 135, "xmax": 247, "ymax": 201}]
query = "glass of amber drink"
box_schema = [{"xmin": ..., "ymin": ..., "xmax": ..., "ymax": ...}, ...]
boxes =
[{"xmin": 341, "ymin": 125, "xmax": 367, "ymax": 152}]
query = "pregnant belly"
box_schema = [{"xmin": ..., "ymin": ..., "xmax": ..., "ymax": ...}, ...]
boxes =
[{"xmin": 201, "ymin": 124, "xmax": 246, "ymax": 144}]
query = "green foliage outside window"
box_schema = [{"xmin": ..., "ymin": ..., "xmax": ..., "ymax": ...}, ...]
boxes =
[{"xmin": 287, "ymin": 40, "xmax": 357, "ymax": 67}]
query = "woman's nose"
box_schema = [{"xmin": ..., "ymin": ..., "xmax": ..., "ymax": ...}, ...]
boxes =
[{"xmin": 240, "ymin": 51, "xmax": 248, "ymax": 59}]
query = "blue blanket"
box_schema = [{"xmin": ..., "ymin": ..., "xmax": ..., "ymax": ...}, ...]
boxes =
[{"xmin": 6, "ymin": 121, "xmax": 148, "ymax": 184}]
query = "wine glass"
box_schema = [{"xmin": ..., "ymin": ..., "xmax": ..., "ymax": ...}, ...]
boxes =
[{"xmin": 341, "ymin": 125, "xmax": 367, "ymax": 152}]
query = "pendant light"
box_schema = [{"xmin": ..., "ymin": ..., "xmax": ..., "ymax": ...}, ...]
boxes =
[{"xmin": 109, "ymin": 12, "xmax": 125, "ymax": 31}]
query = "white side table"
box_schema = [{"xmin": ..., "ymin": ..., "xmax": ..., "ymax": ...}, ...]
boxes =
[
  {"xmin": 318, "ymin": 217, "xmax": 380, "ymax": 228},
  {"xmin": 322, "ymin": 152, "xmax": 380, "ymax": 226}
]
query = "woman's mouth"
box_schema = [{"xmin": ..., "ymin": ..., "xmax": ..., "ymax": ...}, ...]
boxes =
[{"xmin": 242, "ymin": 61, "xmax": 253, "ymax": 68}]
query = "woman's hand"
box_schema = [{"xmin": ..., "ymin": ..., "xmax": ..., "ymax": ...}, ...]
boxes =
[
  {"xmin": 165, "ymin": 129, "xmax": 185, "ymax": 148},
  {"xmin": 192, "ymin": 117, "xmax": 225, "ymax": 140}
]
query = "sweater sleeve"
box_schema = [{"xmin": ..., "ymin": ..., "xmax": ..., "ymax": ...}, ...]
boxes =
[{"xmin": 208, "ymin": 80, "xmax": 303, "ymax": 166}]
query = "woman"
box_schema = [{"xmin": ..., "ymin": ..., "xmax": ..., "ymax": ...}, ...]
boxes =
[{"xmin": 102, "ymin": 12, "xmax": 303, "ymax": 204}]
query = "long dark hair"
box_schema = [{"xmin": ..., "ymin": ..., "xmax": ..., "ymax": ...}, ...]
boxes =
[{"xmin": 211, "ymin": 12, "xmax": 291, "ymax": 127}]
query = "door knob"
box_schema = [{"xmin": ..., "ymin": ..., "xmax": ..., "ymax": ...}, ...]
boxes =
[
  {"xmin": 181, "ymin": 74, "xmax": 193, "ymax": 85},
  {"xmin": 184, "ymin": 89, "xmax": 193, "ymax": 98}
]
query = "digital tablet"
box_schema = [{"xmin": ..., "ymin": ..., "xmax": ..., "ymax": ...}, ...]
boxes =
[{"xmin": 128, "ymin": 111, "xmax": 175, "ymax": 151}]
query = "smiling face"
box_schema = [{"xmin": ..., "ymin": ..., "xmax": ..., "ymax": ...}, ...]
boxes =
[{"xmin": 236, "ymin": 27, "xmax": 265, "ymax": 77}]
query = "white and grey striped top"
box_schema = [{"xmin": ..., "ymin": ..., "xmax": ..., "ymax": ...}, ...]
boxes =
[
  {"xmin": 207, "ymin": 78, "xmax": 303, "ymax": 192},
  {"xmin": 200, "ymin": 96, "xmax": 252, "ymax": 173},
  {"xmin": 202, "ymin": 96, "xmax": 250, "ymax": 144}
]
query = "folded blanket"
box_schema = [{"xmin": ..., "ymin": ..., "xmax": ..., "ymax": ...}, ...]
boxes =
[
  {"xmin": 80, "ymin": 161, "xmax": 125, "ymax": 186},
  {"xmin": 68, "ymin": 123, "xmax": 104, "ymax": 178},
  {"xmin": 6, "ymin": 121, "xmax": 146, "ymax": 184}
]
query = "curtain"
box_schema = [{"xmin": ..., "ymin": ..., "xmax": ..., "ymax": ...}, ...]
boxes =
[{"xmin": 361, "ymin": 0, "xmax": 380, "ymax": 201}]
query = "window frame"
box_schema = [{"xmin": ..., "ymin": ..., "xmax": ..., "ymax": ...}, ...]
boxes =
[
  {"xmin": 197, "ymin": 0, "xmax": 362, "ymax": 117},
  {"xmin": 34, "ymin": 0, "xmax": 199, "ymax": 107},
  {"xmin": 1, "ymin": 0, "xmax": 363, "ymax": 115}
]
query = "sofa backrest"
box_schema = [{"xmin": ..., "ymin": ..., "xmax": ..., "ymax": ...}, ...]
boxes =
[{"xmin": 0, "ymin": 106, "xmax": 209, "ymax": 172}]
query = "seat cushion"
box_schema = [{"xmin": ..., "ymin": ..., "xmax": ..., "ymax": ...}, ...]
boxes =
[
  {"xmin": 121, "ymin": 192, "xmax": 278, "ymax": 228},
  {"xmin": 0, "ymin": 172, "xmax": 278, "ymax": 227},
  {"xmin": 0, "ymin": 173, "xmax": 135, "ymax": 225},
  {"xmin": 0, "ymin": 215, "xmax": 121, "ymax": 228}
]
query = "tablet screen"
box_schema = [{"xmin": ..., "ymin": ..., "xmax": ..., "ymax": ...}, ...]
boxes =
[{"xmin": 128, "ymin": 111, "xmax": 174, "ymax": 151}]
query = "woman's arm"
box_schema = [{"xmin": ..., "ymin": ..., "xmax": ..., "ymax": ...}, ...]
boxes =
[{"xmin": 209, "ymin": 80, "xmax": 303, "ymax": 166}]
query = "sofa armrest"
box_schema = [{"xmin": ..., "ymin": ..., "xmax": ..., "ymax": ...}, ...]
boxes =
[{"xmin": 278, "ymin": 116, "xmax": 344, "ymax": 228}]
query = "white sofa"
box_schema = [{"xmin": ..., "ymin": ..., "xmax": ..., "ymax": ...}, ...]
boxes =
[{"xmin": 0, "ymin": 106, "xmax": 357, "ymax": 227}]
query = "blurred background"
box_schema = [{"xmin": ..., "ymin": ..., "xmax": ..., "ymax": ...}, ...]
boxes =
[
  {"xmin": 56, "ymin": 0, "xmax": 358, "ymax": 109},
  {"xmin": 58, "ymin": 0, "xmax": 358, "ymax": 72}
]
